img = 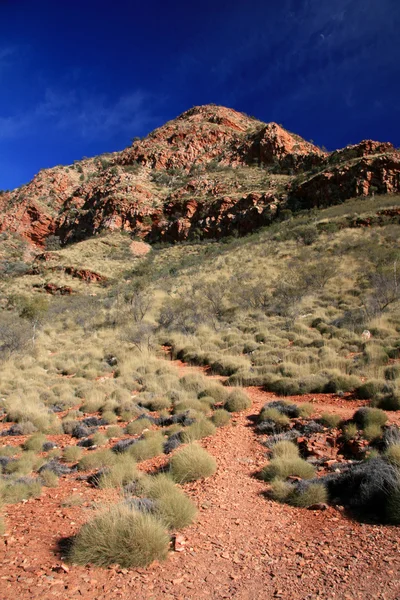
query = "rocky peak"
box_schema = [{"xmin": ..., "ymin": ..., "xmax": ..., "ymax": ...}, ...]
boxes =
[{"xmin": 0, "ymin": 104, "xmax": 399, "ymax": 248}]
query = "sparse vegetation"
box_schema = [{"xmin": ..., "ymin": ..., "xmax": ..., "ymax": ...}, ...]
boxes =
[
  {"xmin": 170, "ymin": 443, "xmax": 217, "ymax": 483},
  {"xmin": 69, "ymin": 506, "xmax": 169, "ymax": 567}
]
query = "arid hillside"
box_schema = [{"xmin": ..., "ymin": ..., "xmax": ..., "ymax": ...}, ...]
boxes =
[{"xmin": 1, "ymin": 104, "xmax": 399, "ymax": 248}]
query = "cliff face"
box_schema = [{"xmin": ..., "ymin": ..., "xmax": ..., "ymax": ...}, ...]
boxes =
[{"xmin": 1, "ymin": 104, "xmax": 399, "ymax": 247}]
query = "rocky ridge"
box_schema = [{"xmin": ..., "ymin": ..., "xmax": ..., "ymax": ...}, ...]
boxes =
[{"xmin": 0, "ymin": 104, "xmax": 399, "ymax": 247}]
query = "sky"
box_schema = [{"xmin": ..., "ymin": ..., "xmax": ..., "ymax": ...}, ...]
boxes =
[{"xmin": 1, "ymin": 0, "xmax": 399, "ymax": 189}]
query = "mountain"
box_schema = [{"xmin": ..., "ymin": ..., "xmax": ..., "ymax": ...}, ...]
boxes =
[{"xmin": 0, "ymin": 104, "xmax": 399, "ymax": 247}]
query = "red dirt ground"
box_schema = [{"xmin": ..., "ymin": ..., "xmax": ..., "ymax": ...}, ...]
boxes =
[{"xmin": 1, "ymin": 360, "xmax": 400, "ymax": 599}]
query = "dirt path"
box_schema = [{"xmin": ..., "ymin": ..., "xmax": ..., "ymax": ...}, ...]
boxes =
[{"xmin": 1, "ymin": 360, "xmax": 400, "ymax": 599}]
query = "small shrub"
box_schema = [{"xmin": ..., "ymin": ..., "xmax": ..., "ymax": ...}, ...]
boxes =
[
  {"xmin": 320, "ymin": 413, "xmax": 341, "ymax": 429},
  {"xmin": 0, "ymin": 517, "xmax": 5, "ymax": 535},
  {"xmin": 363, "ymin": 423, "xmax": 383, "ymax": 441},
  {"xmin": 289, "ymin": 482, "xmax": 328, "ymax": 507},
  {"xmin": 23, "ymin": 433, "xmax": 47, "ymax": 452},
  {"xmin": 353, "ymin": 407, "xmax": 388, "ymax": 428},
  {"xmin": 143, "ymin": 475, "xmax": 197, "ymax": 530},
  {"xmin": 40, "ymin": 470, "xmax": 59, "ymax": 487},
  {"xmin": 98, "ymin": 455, "xmax": 139, "ymax": 488},
  {"xmin": 198, "ymin": 385, "xmax": 228, "ymax": 403},
  {"xmin": 298, "ymin": 403, "xmax": 314, "ymax": 418},
  {"xmin": 384, "ymin": 365, "xmax": 400, "ymax": 381},
  {"xmin": 356, "ymin": 379, "xmax": 388, "ymax": 400},
  {"xmin": 69, "ymin": 506, "xmax": 169, "ymax": 567},
  {"xmin": 261, "ymin": 457, "xmax": 315, "ymax": 482},
  {"xmin": 259, "ymin": 407, "xmax": 290, "ymax": 429},
  {"xmin": 170, "ymin": 443, "xmax": 217, "ymax": 483},
  {"xmin": 224, "ymin": 389, "xmax": 251, "ymax": 412},
  {"xmin": 181, "ymin": 419, "xmax": 216, "ymax": 442},
  {"xmin": 269, "ymin": 479, "xmax": 294, "ymax": 502},
  {"xmin": 343, "ymin": 423, "xmax": 358, "ymax": 441},
  {"xmin": 101, "ymin": 411, "xmax": 118, "ymax": 425},
  {"xmin": 62, "ymin": 446, "xmax": 83, "ymax": 463},
  {"xmin": 91, "ymin": 432, "xmax": 108, "ymax": 447},
  {"xmin": 105, "ymin": 426, "xmax": 124, "ymax": 439},
  {"xmin": 129, "ymin": 432, "xmax": 164, "ymax": 462},
  {"xmin": 376, "ymin": 392, "xmax": 400, "ymax": 411},
  {"xmin": 211, "ymin": 409, "xmax": 231, "ymax": 427},
  {"xmin": 385, "ymin": 444, "xmax": 400, "ymax": 467},
  {"xmin": 77, "ymin": 449, "xmax": 117, "ymax": 471},
  {"xmin": 271, "ymin": 440, "xmax": 299, "ymax": 460},
  {"xmin": 126, "ymin": 419, "xmax": 152, "ymax": 435},
  {"xmin": 0, "ymin": 480, "xmax": 42, "ymax": 504}
]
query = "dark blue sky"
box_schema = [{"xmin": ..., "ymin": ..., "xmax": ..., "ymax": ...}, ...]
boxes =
[{"xmin": 1, "ymin": 0, "xmax": 399, "ymax": 189}]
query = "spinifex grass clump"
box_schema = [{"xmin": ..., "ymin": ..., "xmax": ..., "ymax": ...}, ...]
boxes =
[
  {"xmin": 224, "ymin": 389, "xmax": 251, "ymax": 412},
  {"xmin": 69, "ymin": 506, "xmax": 169, "ymax": 567},
  {"xmin": 170, "ymin": 443, "xmax": 217, "ymax": 483},
  {"xmin": 128, "ymin": 431, "xmax": 164, "ymax": 462},
  {"xmin": 320, "ymin": 412, "xmax": 341, "ymax": 429},
  {"xmin": 269, "ymin": 480, "xmax": 327, "ymax": 507},
  {"xmin": 270, "ymin": 440, "xmax": 299, "ymax": 460},
  {"xmin": 181, "ymin": 418, "xmax": 216, "ymax": 442},
  {"xmin": 211, "ymin": 409, "xmax": 231, "ymax": 427},
  {"xmin": 141, "ymin": 474, "xmax": 197, "ymax": 530},
  {"xmin": 261, "ymin": 457, "xmax": 315, "ymax": 482},
  {"xmin": 353, "ymin": 407, "xmax": 388, "ymax": 428},
  {"xmin": 258, "ymin": 406, "xmax": 290, "ymax": 433}
]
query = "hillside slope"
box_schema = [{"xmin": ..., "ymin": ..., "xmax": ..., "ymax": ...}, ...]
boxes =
[{"xmin": 1, "ymin": 104, "xmax": 399, "ymax": 247}]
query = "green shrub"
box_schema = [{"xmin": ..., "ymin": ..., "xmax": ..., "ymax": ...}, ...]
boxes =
[
  {"xmin": 129, "ymin": 432, "xmax": 164, "ymax": 462},
  {"xmin": 0, "ymin": 517, "xmax": 5, "ymax": 535},
  {"xmin": 40, "ymin": 470, "xmax": 59, "ymax": 487},
  {"xmin": 289, "ymin": 483, "xmax": 328, "ymax": 507},
  {"xmin": 0, "ymin": 480, "xmax": 42, "ymax": 504},
  {"xmin": 259, "ymin": 407, "xmax": 290, "ymax": 428},
  {"xmin": 91, "ymin": 432, "xmax": 108, "ymax": 447},
  {"xmin": 174, "ymin": 399, "xmax": 209, "ymax": 414},
  {"xmin": 125, "ymin": 419, "xmax": 152, "ymax": 435},
  {"xmin": 62, "ymin": 446, "xmax": 83, "ymax": 463},
  {"xmin": 105, "ymin": 426, "xmax": 124, "ymax": 439},
  {"xmin": 363, "ymin": 423, "xmax": 383, "ymax": 441},
  {"xmin": 354, "ymin": 407, "xmax": 388, "ymax": 428},
  {"xmin": 271, "ymin": 441, "xmax": 299, "ymax": 460},
  {"xmin": 376, "ymin": 392, "xmax": 400, "ymax": 411},
  {"xmin": 69, "ymin": 507, "xmax": 169, "ymax": 567},
  {"xmin": 224, "ymin": 389, "xmax": 251, "ymax": 412},
  {"xmin": 261, "ymin": 457, "xmax": 315, "ymax": 482},
  {"xmin": 324, "ymin": 374, "xmax": 361, "ymax": 393},
  {"xmin": 101, "ymin": 410, "xmax": 118, "ymax": 424},
  {"xmin": 320, "ymin": 413, "xmax": 341, "ymax": 428},
  {"xmin": 384, "ymin": 365, "xmax": 400, "ymax": 381},
  {"xmin": 144, "ymin": 475, "xmax": 197, "ymax": 530},
  {"xmin": 356, "ymin": 379, "xmax": 388, "ymax": 400},
  {"xmin": 181, "ymin": 419, "xmax": 216, "ymax": 442},
  {"xmin": 298, "ymin": 403, "xmax": 314, "ymax": 418},
  {"xmin": 98, "ymin": 455, "xmax": 139, "ymax": 488},
  {"xmin": 211, "ymin": 409, "xmax": 231, "ymax": 427},
  {"xmin": 170, "ymin": 443, "xmax": 217, "ymax": 483},
  {"xmin": 269, "ymin": 479, "xmax": 294, "ymax": 502},
  {"xmin": 385, "ymin": 444, "xmax": 400, "ymax": 467},
  {"xmin": 343, "ymin": 423, "xmax": 358, "ymax": 440},
  {"xmin": 77, "ymin": 449, "xmax": 117, "ymax": 471},
  {"xmin": 23, "ymin": 433, "xmax": 47, "ymax": 452},
  {"xmin": 198, "ymin": 385, "xmax": 228, "ymax": 403}
]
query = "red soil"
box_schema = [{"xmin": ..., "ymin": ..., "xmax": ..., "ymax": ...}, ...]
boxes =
[{"xmin": 1, "ymin": 360, "xmax": 400, "ymax": 599}]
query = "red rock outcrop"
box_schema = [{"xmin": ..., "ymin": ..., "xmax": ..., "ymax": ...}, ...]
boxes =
[
  {"xmin": 290, "ymin": 153, "xmax": 400, "ymax": 209},
  {"xmin": 1, "ymin": 104, "xmax": 400, "ymax": 247}
]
